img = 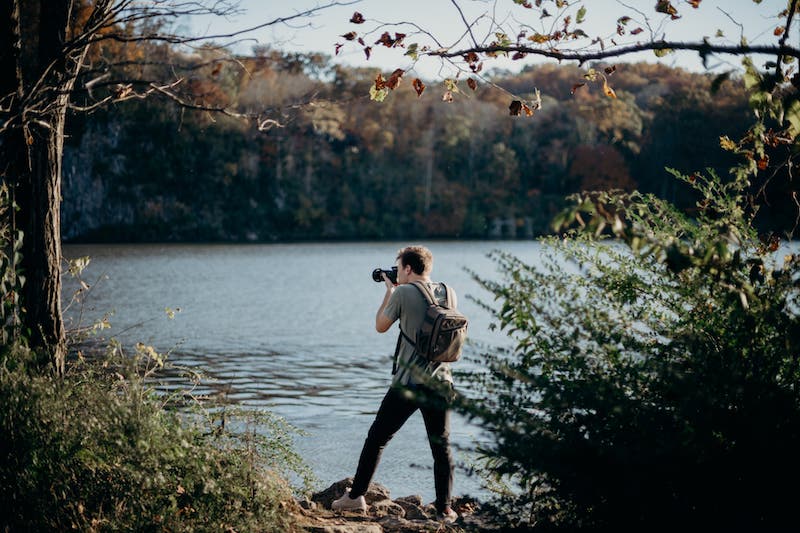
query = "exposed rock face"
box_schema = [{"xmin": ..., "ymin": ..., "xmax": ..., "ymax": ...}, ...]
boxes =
[{"xmin": 297, "ymin": 479, "xmax": 500, "ymax": 532}]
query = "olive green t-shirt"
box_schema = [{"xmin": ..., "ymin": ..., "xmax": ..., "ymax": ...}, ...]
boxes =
[{"xmin": 383, "ymin": 281, "xmax": 456, "ymax": 387}]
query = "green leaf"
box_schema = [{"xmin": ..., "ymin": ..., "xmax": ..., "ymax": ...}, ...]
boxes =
[
  {"xmin": 785, "ymin": 98, "xmax": 800, "ymax": 137},
  {"xmin": 653, "ymin": 48, "xmax": 673, "ymax": 57},
  {"xmin": 576, "ymin": 6, "xmax": 587, "ymax": 23},
  {"xmin": 405, "ymin": 43, "xmax": 419, "ymax": 60},
  {"xmin": 369, "ymin": 85, "xmax": 389, "ymax": 102}
]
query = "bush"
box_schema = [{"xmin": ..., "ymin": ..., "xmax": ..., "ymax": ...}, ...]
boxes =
[
  {"xmin": 0, "ymin": 345, "xmax": 309, "ymax": 532},
  {"xmin": 460, "ymin": 170, "xmax": 800, "ymax": 530}
]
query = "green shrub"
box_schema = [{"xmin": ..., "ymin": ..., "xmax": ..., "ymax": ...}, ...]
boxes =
[
  {"xmin": 0, "ymin": 345, "xmax": 309, "ymax": 532},
  {"xmin": 460, "ymin": 170, "xmax": 800, "ymax": 530}
]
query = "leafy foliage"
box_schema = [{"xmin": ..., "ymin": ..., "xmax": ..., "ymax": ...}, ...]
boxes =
[
  {"xmin": 462, "ymin": 174, "xmax": 800, "ymax": 529},
  {"xmin": 457, "ymin": 57, "xmax": 800, "ymax": 529},
  {"xmin": 0, "ymin": 183, "xmax": 23, "ymax": 351},
  {"xmin": 0, "ymin": 346, "xmax": 311, "ymax": 532}
]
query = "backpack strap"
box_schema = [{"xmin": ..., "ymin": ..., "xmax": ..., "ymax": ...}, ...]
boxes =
[{"xmin": 410, "ymin": 281, "xmax": 437, "ymax": 306}]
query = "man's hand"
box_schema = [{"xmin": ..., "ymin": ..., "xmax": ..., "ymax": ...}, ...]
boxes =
[{"xmin": 376, "ymin": 275, "xmax": 396, "ymax": 333}]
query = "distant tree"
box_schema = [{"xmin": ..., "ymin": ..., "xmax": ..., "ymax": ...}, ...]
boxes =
[{"xmin": 0, "ymin": 0, "xmax": 346, "ymax": 372}]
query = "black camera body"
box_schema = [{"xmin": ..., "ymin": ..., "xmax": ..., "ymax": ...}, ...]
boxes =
[{"xmin": 372, "ymin": 266, "xmax": 398, "ymax": 284}]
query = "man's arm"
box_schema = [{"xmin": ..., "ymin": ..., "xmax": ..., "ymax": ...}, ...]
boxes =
[{"xmin": 375, "ymin": 275, "xmax": 396, "ymax": 333}]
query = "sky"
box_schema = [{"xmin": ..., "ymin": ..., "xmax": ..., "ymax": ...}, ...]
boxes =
[{"xmin": 188, "ymin": 0, "xmax": 794, "ymax": 78}]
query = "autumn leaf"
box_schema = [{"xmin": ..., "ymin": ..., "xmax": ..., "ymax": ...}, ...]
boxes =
[
  {"xmin": 583, "ymin": 68, "xmax": 598, "ymax": 81},
  {"xmin": 774, "ymin": 27, "xmax": 785, "ymax": 36},
  {"xmin": 688, "ymin": 0, "xmax": 701, "ymax": 7},
  {"xmin": 509, "ymin": 100, "xmax": 523, "ymax": 116},
  {"xmin": 385, "ymin": 68, "xmax": 404, "ymax": 90},
  {"xmin": 374, "ymin": 73, "xmax": 386, "ymax": 90},
  {"xmin": 350, "ymin": 12, "xmax": 365, "ymax": 24},
  {"xmin": 375, "ymin": 32, "xmax": 394, "ymax": 47},
  {"xmin": 369, "ymin": 85, "xmax": 388, "ymax": 102},
  {"xmin": 571, "ymin": 82, "xmax": 586, "ymax": 94},
  {"xmin": 603, "ymin": 79, "xmax": 617, "ymax": 98},
  {"xmin": 442, "ymin": 90, "xmax": 454, "ymax": 102},
  {"xmin": 605, "ymin": 65, "xmax": 617, "ymax": 75},
  {"xmin": 335, "ymin": 43, "xmax": 344, "ymax": 55},
  {"xmin": 631, "ymin": 27, "xmax": 644, "ymax": 35},
  {"xmin": 656, "ymin": 0, "xmax": 678, "ymax": 16},
  {"xmin": 412, "ymin": 78, "xmax": 426, "ymax": 97},
  {"xmin": 341, "ymin": 31, "xmax": 357, "ymax": 41},
  {"xmin": 528, "ymin": 33, "xmax": 551, "ymax": 43},
  {"xmin": 364, "ymin": 46, "xmax": 372, "ymax": 59},
  {"xmin": 617, "ymin": 16, "xmax": 631, "ymax": 25},
  {"xmin": 719, "ymin": 136, "xmax": 737, "ymax": 151},
  {"xmin": 467, "ymin": 78, "xmax": 477, "ymax": 91},
  {"xmin": 757, "ymin": 155, "xmax": 769, "ymax": 170},
  {"xmin": 512, "ymin": 51, "xmax": 526, "ymax": 60}
]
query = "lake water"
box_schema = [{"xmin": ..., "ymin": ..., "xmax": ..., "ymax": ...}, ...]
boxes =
[{"xmin": 61, "ymin": 241, "xmax": 540, "ymax": 503}]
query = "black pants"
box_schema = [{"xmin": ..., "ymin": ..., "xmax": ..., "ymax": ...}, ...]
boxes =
[{"xmin": 350, "ymin": 384, "xmax": 454, "ymax": 512}]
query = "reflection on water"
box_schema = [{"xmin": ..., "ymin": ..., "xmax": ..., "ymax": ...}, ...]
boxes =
[{"xmin": 63, "ymin": 241, "xmax": 539, "ymax": 502}]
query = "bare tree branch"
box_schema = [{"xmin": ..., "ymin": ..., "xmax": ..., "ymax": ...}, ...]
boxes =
[{"xmin": 431, "ymin": 40, "xmax": 800, "ymax": 65}]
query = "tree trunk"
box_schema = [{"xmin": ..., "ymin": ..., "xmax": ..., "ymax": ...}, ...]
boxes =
[{"xmin": 0, "ymin": 0, "xmax": 79, "ymax": 373}]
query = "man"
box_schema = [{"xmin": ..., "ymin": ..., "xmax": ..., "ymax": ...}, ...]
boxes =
[{"xmin": 331, "ymin": 245, "xmax": 458, "ymax": 523}]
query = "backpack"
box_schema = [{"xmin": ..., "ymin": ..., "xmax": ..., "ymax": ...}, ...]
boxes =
[{"xmin": 394, "ymin": 281, "xmax": 468, "ymax": 372}]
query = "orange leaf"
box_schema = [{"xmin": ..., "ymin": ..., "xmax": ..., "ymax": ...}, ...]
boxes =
[
  {"xmin": 412, "ymin": 78, "xmax": 426, "ymax": 97},
  {"xmin": 374, "ymin": 73, "xmax": 386, "ymax": 90},
  {"xmin": 603, "ymin": 80, "xmax": 617, "ymax": 98},
  {"xmin": 467, "ymin": 78, "xmax": 477, "ymax": 91},
  {"xmin": 774, "ymin": 27, "xmax": 785, "ymax": 36},
  {"xmin": 341, "ymin": 31, "xmax": 357, "ymax": 41},
  {"xmin": 757, "ymin": 155, "xmax": 769, "ymax": 170}
]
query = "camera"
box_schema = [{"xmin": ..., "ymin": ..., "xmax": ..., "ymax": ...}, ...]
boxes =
[{"xmin": 372, "ymin": 266, "xmax": 398, "ymax": 284}]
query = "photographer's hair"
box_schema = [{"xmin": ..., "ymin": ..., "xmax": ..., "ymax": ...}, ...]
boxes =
[{"xmin": 396, "ymin": 245, "xmax": 433, "ymax": 275}]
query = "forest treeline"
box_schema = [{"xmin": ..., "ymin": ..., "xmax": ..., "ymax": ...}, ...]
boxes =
[{"xmin": 62, "ymin": 45, "xmax": 788, "ymax": 242}]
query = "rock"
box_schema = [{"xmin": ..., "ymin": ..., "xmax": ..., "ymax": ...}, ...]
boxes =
[
  {"xmin": 395, "ymin": 495, "xmax": 423, "ymax": 507},
  {"xmin": 312, "ymin": 478, "xmax": 393, "ymax": 509},
  {"xmin": 378, "ymin": 516, "xmax": 441, "ymax": 532},
  {"xmin": 370, "ymin": 499, "xmax": 406, "ymax": 518},
  {"xmin": 296, "ymin": 496, "xmax": 317, "ymax": 511},
  {"xmin": 393, "ymin": 495, "xmax": 430, "ymax": 520},
  {"xmin": 305, "ymin": 525, "xmax": 383, "ymax": 533}
]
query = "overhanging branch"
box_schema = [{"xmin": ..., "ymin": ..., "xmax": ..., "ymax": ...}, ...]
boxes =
[{"xmin": 431, "ymin": 40, "xmax": 800, "ymax": 64}]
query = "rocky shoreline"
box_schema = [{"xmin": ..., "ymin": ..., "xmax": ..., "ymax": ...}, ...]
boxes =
[{"xmin": 293, "ymin": 478, "xmax": 502, "ymax": 532}]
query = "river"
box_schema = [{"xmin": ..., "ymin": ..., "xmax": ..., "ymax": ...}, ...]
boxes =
[{"xmin": 61, "ymin": 240, "xmax": 541, "ymax": 503}]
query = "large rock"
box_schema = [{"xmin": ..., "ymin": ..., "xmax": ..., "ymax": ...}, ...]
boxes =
[
  {"xmin": 370, "ymin": 499, "xmax": 406, "ymax": 518},
  {"xmin": 312, "ymin": 478, "xmax": 392, "ymax": 509},
  {"xmin": 393, "ymin": 495, "xmax": 430, "ymax": 520}
]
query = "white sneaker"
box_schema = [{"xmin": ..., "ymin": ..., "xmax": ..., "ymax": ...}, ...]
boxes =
[
  {"xmin": 331, "ymin": 488, "xmax": 367, "ymax": 513},
  {"xmin": 437, "ymin": 507, "xmax": 458, "ymax": 524}
]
